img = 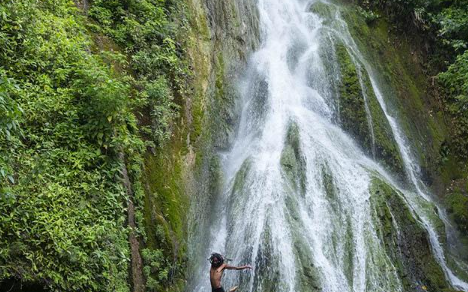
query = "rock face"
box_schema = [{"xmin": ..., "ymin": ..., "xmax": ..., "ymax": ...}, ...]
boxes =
[
  {"xmin": 370, "ymin": 177, "xmax": 453, "ymax": 292},
  {"xmin": 139, "ymin": 0, "xmax": 260, "ymax": 289},
  {"xmin": 181, "ymin": 0, "xmax": 261, "ymax": 288},
  {"xmin": 339, "ymin": 3, "xmax": 446, "ymax": 189},
  {"xmin": 334, "ymin": 43, "xmax": 405, "ymax": 177},
  {"xmin": 281, "ymin": 122, "xmax": 307, "ymax": 195},
  {"xmin": 204, "ymin": 0, "xmax": 260, "ymax": 148}
]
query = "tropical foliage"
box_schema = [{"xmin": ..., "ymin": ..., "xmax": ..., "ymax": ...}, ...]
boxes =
[
  {"xmin": 358, "ymin": 0, "xmax": 468, "ymax": 159},
  {"xmin": 0, "ymin": 0, "xmax": 186, "ymax": 291}
]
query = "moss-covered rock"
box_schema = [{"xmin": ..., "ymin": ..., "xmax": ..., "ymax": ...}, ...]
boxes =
[
  {"xmin": 141, "ymin": 147, "xmax": 189, "ymax": 291},
  {"xmin": 309, "ymin": 2, "xmax": 337, "ymax": 24},
  {"xmin": 138, "ymin": 0, "xmax": 221, "ymax": 289},
  {"xmin": 370, "ymin": 176, "xmax": 452, "ymax": 291},
  {"xmin": 335, "ymin": 43, "xmax": 405, "ymax": 176},
  {"xmin": 250, "ymin": 224, "xmax": 283, "ymax": 292},
  {"xmin": 445, "ymin": 193, "xmax": 468, "ymax": 234},
  {"xmin": 293, "ymin": 238, "xmax": 322, "ymax": 292},
  {"xmin": 340, "ymin": 4, "xmax": 447, "ymax": 189},
  {"xmin": 284, "ymin": 195, "xmax": 322, "ymax": 291},
  {"xmin": 281, "ymin": 122, "xmax": 306, "ymax": 195},
  {"xmin": 184, "ymin": 0, "xmax": 261, "ymax": 289},
  {"xmin": 229, "ymin": 159, "xmax": 253, "ymax": 218},
  {"xmin": 335, "ymin": 43, "xmax": 367, "ymax": 138}
]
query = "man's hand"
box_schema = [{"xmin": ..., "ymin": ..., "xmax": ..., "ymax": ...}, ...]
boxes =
[{"xmin": 237, "ymin": 265, "xmax": 252, "ymax": 270}]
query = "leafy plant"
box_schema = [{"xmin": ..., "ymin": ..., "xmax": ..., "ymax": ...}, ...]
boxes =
[
  {"xmin": 358, "ymin": 0, "xmax": 468, "ymax": 163},
  {"xmin": 146, "ymin": 77, "xmax": 179, "ymax": 145},
  {"xmin": 357, "ymin": 7, "xmax": 380, "ymax": 24},
  {"xmin": 0, "ymin": 0, "xmax": 189, "ymax": 290},
  {"xmin": 0, "ymin": 0, "xmax": 142, "ymax": 290},
  {"xmin": 0, "ymin": 71, "xmax": 22, "ymax": 192},
  {"xmin": 439, "ymin": 51, "xmax": 468, "ymax": 158},
  {"xmin": 445, "ymin": 193, "xmax": 468, "ymax": 232},
  {"xmin": 434, "ymin": 7, "xmax": 468, "ymax": 52}
]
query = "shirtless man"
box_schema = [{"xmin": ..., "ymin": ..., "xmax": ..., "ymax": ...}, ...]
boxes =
[{"xmin": 209, "ymin": 253, "xmax": 252, "ymax": 292}]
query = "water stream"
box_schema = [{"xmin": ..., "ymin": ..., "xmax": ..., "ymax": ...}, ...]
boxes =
[{"xmin": 191, "ymin": 0, "xmax": 468, "ymax": 291}]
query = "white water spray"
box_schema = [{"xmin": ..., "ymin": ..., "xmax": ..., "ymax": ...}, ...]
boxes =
[{"xmin": 191, "ymin": 0, "xmax": 468, "ymax": 291}]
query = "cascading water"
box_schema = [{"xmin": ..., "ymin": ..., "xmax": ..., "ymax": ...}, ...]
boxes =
[{"xmin": 190, "ymin": 0, "xmax": 468, "ymax": 291}]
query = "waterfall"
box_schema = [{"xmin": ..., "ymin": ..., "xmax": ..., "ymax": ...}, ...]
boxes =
[{"xmin": 190, "ymin": 0, "xmax": 468, "ymax": 291}]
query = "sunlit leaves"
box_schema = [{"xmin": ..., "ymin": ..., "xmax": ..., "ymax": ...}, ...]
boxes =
[
  {"xmin": 438, "ymin": 51, "xmax": 468, "ymax": 157},
  {"xmin": 361, "ymin": 0, "xmax": 468, "ymax": 160},
  {"xmin": 0, "ymin": 0, "xmax": 186, "ymax": 290},
  {"xmin": 434, "ymin": 7, "xmax": 468, "ymax": 51},
  {"xmin": 0, "ymin": 71, "xmax": 22, "ymax": 194},
  {"xmin": 0, "ymin": 0, "xmax": 134, "ymax": 290}
]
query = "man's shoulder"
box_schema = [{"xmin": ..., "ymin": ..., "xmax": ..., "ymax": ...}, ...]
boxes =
[
  {"xmin": 216, "ymin": 264, "xmax": 227, "ymax": 272},
  {"xmin": 210, "ymin": 265, "xmax": 225, "ymax": 273}
]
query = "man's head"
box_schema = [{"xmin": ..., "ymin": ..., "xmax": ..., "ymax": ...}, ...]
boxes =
[{"xmin": 209, "ymin": 253, "xmax": 224, "ymax": 268}]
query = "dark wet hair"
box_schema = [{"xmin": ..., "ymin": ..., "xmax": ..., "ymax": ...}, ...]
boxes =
[{"xmin": 208, "ymin": 253, "xmax": 224, "ymax": 268}]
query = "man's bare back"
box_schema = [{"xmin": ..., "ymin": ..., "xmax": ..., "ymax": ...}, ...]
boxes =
[{"xmin": 208, "ymin": 253, "xmax": 252, "ymax": 292}]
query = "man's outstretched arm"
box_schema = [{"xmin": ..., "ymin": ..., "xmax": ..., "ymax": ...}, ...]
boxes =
[{"xmin": 225, "ymin": 265, "xmax": 252, "ymax": 270}]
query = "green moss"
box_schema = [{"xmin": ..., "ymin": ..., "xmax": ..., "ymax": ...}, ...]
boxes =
[
  {"xmin": 309, "ymin": 2, "xmax": 337, "ymax": 23},
  {"xmin": 336, "ymin": 43, "xmax": 367, "ymax": 139},
  {"xmin": 335, "ymin": 43, "xmax": 404, "ymax": 175},
  {"xmin": 186, "ymin": 0, "xmax": 211, "ymax": 41},
  {"xmin": 206, "ymin": 51, "xmax": 239, "ymax": 148},
  {"xmin": 251, "ymin": 224, "xmax": 283, "ymax": 292},
  {"xmin": 445, "ymin": 193, "xmax": 468, "ymax": 233},
  {"xmin": 439, "ymin": 148, "xmax": 468, "ymax": 187},
  {"xmin": 340, "ymin": 5, "xmax": 447, "ymax": 185},
  {"xmin": 280, "ymin": 122, "xmax": 306, "ymax": 195},
  {"xmin": 232, "ymin": 160, "xmax": 252, "ymax": 194},
  {"xmin": 185, "ymin": 0, "xmax": 214, "ymax": 148},
  {"xmin": 293, "ymin": 237, "xmax": 321, "ymax": 292},
  {"xmin": 370, "ymin": 176, "xmax": 451, "ymax": 291},
  {"xmin": 142, "ymin": 140, "xmax": 189, "ymax": 290}
]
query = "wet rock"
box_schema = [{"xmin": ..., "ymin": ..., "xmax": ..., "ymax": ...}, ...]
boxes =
[
  {"xmin": 280, "ymin": 122, "xmax": 306, "ymax": 195},
  {"xmin": 335, "ymin": 43, "xmax": 405, "ymax": 177},
  {"xmin": 370, "ymin": 176, "xmax": 452, "ymax": 291}
]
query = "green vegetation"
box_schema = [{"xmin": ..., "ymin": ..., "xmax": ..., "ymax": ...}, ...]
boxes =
[
  {"xmin": 0, "ymin": 1, "xmax": 136, "ymax": 290},
  {"xmin": 0, "ymin": 0, "xmax": 188, "ymax": 291},
  {"xmin": 334, "ymin": 43, "xmax": 404, "ymax": 175},
  {"xmin": 141, "ymin": 226, "xmax": 174, "ymax": 292},
  {"xmin": 446, "ymin": 193, "xmax": 468, "ymax": 233},
  {"xmin": 280, "ymin": 122, "xmax": 306, "ymax": 194},
  {"xmin": 356, "ymin": 0, "xmax": 468, "ymax": 163},
  {"xmin": 87, "ymin": 0, "xmax": 187, "ymax": 147},
  {"xmin": 439, "ymin": 51, "xmax": 468, "ymax": 158},
  {"xmin": 141, "ymin": 149, "xmax": 188, "ymax": 292},
  {"xmin": 445, "ymin": 191, "xmax": 468, "ymax": 262},
  {"xmin": 353, "ymin": 0, "xmax": 468, "ymax": 249},
  {"xmin": 86, "ymin": 1, "xmax": 193, "ymax": 290},
  {"xmin": 370, "ymin": 177, "xmax": 452, "ymax": 291}
]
